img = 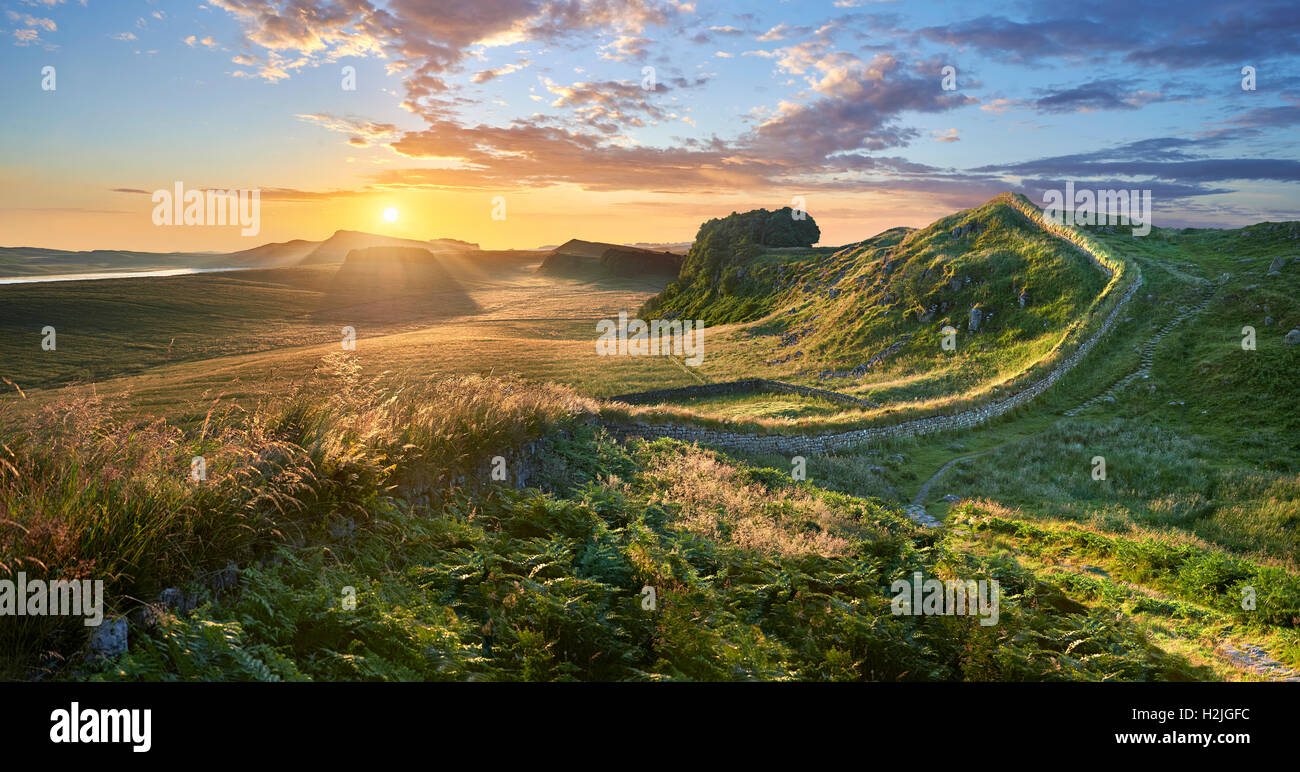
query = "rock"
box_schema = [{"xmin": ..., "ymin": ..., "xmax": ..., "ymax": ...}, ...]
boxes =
[
  {"xmin": 158, "ymin": 587, "xmax": 183, "ymax": 606},
  {"xmin": 88, "ymin": 617, "xmax": 128, "ymax": 661},
  {"xmin": 1265, "ymin": 316, "xmax": 1275, "ymax": 326},
  {"xmin": 1267, "ymin": 256, "xmax": 1284, "ymax": 275},
  {"xmin": 1285, "ymin": 329, "xmax": 1300, "ymax": 346},
  {"xmin": 209, "ymin": 560, "xmax": 239, "ymax": 592},
  {"xmin": 1018, "ymin": 288, "xmax": 1028, "ymax": 307},
  {"xmin": 134, "ymin": 587, "xmax": 197, "ymax": 628},
  {"xmin": 948, "ymin": 276, "xmax": 962, "ymax": 292},
  {"xmin": 968, "ymin": 306, "xmax": 983, "ymax": 332},
  {"xmin": 941, "ymin": 494, "xmax": 960, "ymax": 503},
  {"xmin": 157, "ymin": 587, "xmax": 196, "ymax": 613}
]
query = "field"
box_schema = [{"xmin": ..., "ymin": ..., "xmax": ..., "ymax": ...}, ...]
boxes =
[
  {"xmin": 1, "ymin": 259, "xmax": 688, "ymax": 417},
  {"xmin": 2, "ymin": 197, "xmax": 1298, "ymax": 682}
]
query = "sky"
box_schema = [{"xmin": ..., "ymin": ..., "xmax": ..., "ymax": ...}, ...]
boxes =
[{"xmin": 1, "ymin": 0, "xmax": 1298, "ymax": 252}]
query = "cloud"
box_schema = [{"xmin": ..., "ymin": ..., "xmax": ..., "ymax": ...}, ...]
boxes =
[
  {"xmin": 914, "ymin": 2, "xmax": 1300, "ymax": 71},
  {"xmin": 539, "ymin": 75, "xmax": 705, "ymax": 133},
  {"xmin": 600, "ymin": 35, "xmax": 650, "ymax": 61},
  {"xmin": 296, "ymin": 113, "xmax": 401, "ymax": 146},
  {"xmin": 915, "ymin": 17, "xmax": 1130, "ymax": 63},
  {"xmin": 980, "ymin": 98, "xmax": 1016, "ymax": 114},
  {"xmin": 971, "ymin": 135, "xmax": 1300, "ymax": 200},
  {"xmin": 471, "ymin": 59, "xmax": 530, "ymax": 83},
  {"xmin": 1032, "ymin": 79, "xmax": 1171, "ymax": 113},
  {"xmin": 189, "ymin": 0, "xmax": 1298, "ymax": 216},
  {"xmin": 6, "ymin": 11, "xmax": 56, "ymax": 31}
]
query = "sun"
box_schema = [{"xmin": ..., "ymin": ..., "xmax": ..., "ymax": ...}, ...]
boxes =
[{"xmin": 382, "ymin": 207, "xmax": 399, "ymax": 223}]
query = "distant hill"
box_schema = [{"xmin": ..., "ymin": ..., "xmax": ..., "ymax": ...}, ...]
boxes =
[
  {"xmin": 220, "ymin": 230, "xmax": 478, "ymax": 267},
  {"xmin": 625, "ymin": 241, "xmax": 693, "ymax": 253},
  {"xmin": 223, "ymin": 238, "xmax": 320, "ymax": 265},
  {"xmin": 300, "ymin": 231, "xmax": 478, "ymax": 264},
  {"xmin": 331, "ymin": 246, "xmax": 458, "ymax": 291},
  {"xmin": 538, "ymin": 239, "xmax": 683, "ymax": 278},
  {"xmin": 543, "ymin": 238, "xmax": 614, "ymax": 259}
]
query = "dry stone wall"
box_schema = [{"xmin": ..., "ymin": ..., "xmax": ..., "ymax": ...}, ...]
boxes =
[{"xmin": 604, "ymin": 198, "xmax": 1142, "ymax": 456}]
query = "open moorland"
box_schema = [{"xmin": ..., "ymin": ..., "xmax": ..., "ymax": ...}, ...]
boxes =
[{"xmin": 2, "ymin": 194, "xmax": 1297, "ymax": 682}]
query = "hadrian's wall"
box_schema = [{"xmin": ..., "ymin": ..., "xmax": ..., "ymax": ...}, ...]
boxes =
[{"xmin": 603, "ymin": 199, "xmax": 1142, "ymax": 456}]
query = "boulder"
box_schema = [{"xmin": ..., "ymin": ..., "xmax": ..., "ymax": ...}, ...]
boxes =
[
  {"xmin": 968, "ymin": 306, "xmax": 983, "ymax": 332},
  {"xmin": 1267, "ymin": 256, "xmax": 1284, "ymax": 275},
  {"xmin": 1285, "ymin": 329, "xmax": 1300, "ymax": 346},
  {"xmin": 88, "ymin": 617, "xmax": 128, "ymax": 661}
]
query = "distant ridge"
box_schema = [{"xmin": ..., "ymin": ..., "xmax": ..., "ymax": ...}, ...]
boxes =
[
  {"xmin": 220, "ymin": 230, "xmax": 478, "ymax": 267},
  {"xmin": 538, "ymin": 239, "xmax": 683, "ymax": 278},
  {"xmin": 535, "ymin": 238, "xmax": 690, "ymax": 254}
]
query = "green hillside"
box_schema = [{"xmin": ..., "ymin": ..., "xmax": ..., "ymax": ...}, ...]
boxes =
[{"xmin": 640, "ymin": 195, "xmax": 1112, "ymax": 416}]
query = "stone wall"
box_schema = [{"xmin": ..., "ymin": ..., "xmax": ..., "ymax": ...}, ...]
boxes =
[{"xmin": 603, "ymin": 201, "xmax": 1142, "ymax": 456}]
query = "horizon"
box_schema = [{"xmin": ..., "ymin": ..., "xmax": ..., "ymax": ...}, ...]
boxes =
[
  {"xmin": 2, "ymin": 1, "xmax": 1298, "ymax": 252},
  {"xmin": 4, "ymin": 189, "xmax": 1293, "ymax": 257}
]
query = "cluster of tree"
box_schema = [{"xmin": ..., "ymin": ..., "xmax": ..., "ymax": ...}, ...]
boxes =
[
  {"xmin": 699, "ymin": 207, "xmax": 820, "ymax": 249},
  {"xmin": 642, "ymin": 207, "xmax": 819, "ymax": 321},
  {"xmin": 678, "ymin": 207, "xmax": 818, "ymax": 281}
]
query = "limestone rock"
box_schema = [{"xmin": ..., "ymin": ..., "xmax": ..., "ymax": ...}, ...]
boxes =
[{"xmin": 88, "ymin": 617, "xmax": 128, "ymax": 662}]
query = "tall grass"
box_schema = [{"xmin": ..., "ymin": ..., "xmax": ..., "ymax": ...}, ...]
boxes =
[{"xmin": 0, "ymin": 353, "xmax": 596, "ymax": 677}]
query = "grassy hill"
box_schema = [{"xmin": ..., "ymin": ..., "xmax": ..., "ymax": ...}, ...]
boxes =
[
  {"xmin": 3, "ymin": 195, "xmax": 1297, "ymax": 682},
  {"xmin": 629, "ymin": 195, "xmax": 1116, "ymax": 431}
]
